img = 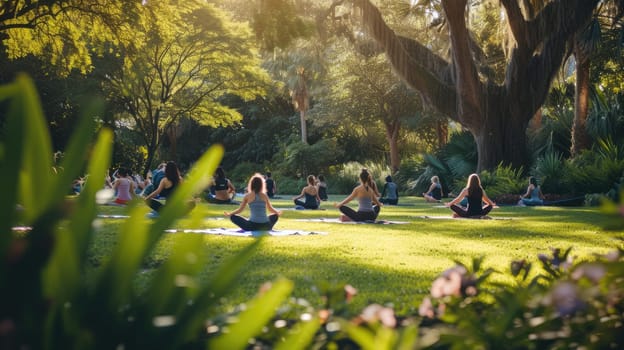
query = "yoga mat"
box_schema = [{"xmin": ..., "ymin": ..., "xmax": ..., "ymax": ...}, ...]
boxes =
[
  {"xmin": 165, "ymin": 228, "xmax": 326, "ymax": 236},
  {"xmin": 295, "ymin": 218, "xmax": 409, "ymax": 224},
  {"xmin": 414, "ymin": 215, "xmax": 512, "ymax": 220}
]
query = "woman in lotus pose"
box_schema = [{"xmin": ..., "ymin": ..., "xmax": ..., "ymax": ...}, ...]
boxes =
[
  {"xmin": 225, "ymin": 173, "xmax": 281, "ymax": 231},
  {"xmin": 445, "ymin": 173, "xmax": 496, "ymax": 218},
  {"xmin": 334, "ymin": 169, "xmax": 383, "ymax": 222},
  {"xmin": 293, "ymin": 175, "xmax": 321, "ymax": 209},
  {"xmin": 519, "ymin": 176, "xmax": 544, "ymax": 206},
  {"xmin": 206, "ymin": 166, "xmax": 236, "ymax": 204}
]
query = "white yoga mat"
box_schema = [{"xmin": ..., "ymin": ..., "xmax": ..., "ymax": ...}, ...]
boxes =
[
  {"xmin": 164, "ymin": 228, "xmax": 327, "ymax": 236},
  {"xmin": 294, "ymin": 218, "xmax": 409, "ymax": 224}
]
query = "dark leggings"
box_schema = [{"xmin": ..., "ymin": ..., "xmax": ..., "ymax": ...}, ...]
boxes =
[
  {"xmin": 294, "ymin": 199, "xmax": 319, "ymax": 209},
  {"xmin": 450, "ymin": 204, "xmax": 492, "ymax": 218},
  {"xmin": 230, "ymin": 214, "xmax": 279, "ymax": 231},
  {"xmin": 147, "ymin": 198, "xmax": 196, "ymax": 213},
  {"xmin": 339, "ymin": 205, "xmax": 380, "ymax": 222}
]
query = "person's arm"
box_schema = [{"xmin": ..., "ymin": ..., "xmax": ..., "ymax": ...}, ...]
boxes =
[
  {"xmin": 130, "ymin": 180, "xmax": 136, "ymax": 197},
  {"xmin": 293, "ymin": 188, "xmax": 305, "ymax": 200},
  {"xmin": 426, "ymin": 183, "xmax": 436, "ymax": 194},
  {"xmin": 334, "ymin": 188, "xmax": 358, "ymax": 208},
  {"xmin": 372, "ymin": 192, "xmax": 383, "ymax": 207},
  {"xmin": 112, "ymin": 179, "xmax": 119, "ymax": 190},
  {"xmin": 262, "ymin": 193, "xmax": 282, "ymax": 216},
  {"xmin": 224, "ymin": 195, "xmax": 248, "ymax": 216},
  {"xmin": 381, "ymin": 184, "xmax": 388, "ymax": 197},
  {"xmin": 482, "ymin": 190, "xmax": 496, "ymax": 206},
  {"xmin": 227, "ymin": 180, "xmax": 235, "ymax": 193},
  {"xmin": 446, "ymin": 188, "xmax": 467, "ymax": 206},
  {"xmin": 538, "ymin": 187, "xmax": 545, "ymax": 200},
  {"xmin": 395, "ymin": 185, "xmax": 399, "ymax": 199},
  {"xmin": 145, "ymin": 179, "xmax": 168, "ymax": 200},
  {"xmin": 521, "ymin": 184, "xmax": 533, "ymax": 198}
]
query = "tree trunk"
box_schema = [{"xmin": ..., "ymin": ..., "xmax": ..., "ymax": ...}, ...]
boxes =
[
  {"xmin": 436, "ymin": 120, "xmax": 448, "ymax": 148},
  {"xmin": 529, "ymin": 108, "xmax": 542, "ymax": 131},
  {"xmin": 571, "ymin": 47, "xmax": 591, "ymax": 157},
  {"xmin": 167, "ymin": 123, "xmax": 178, "ymax": 161},
  {"xmin": 348, "ymin": 0, "xmax": 601, "ymax": 172},
  {"xmin": 385, "ymin": 120, "xmax": 400, "ymax": 173},
  {"xmin": 473, "ymin": 97, "xmax": 530, "ymax": 171},
  {"xmin": 299, "ymin": 110, "xmax": 307, "ymax": 144}
]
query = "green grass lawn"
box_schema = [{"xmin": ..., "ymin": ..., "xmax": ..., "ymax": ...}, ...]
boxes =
[{"xmin": 92, "ymin": 195, "xmax": 624, "ymax": 316}]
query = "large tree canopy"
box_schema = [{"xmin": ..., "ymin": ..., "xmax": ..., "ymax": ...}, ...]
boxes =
[
  {"xmin": 331, "ymin": 0, "xmax": 616, "ymax": 171},
  {"xmin": 103, "ymin": 0, "xmax": 271, "ymax": 174},
  {"xmin": 1, "ymin": 0, "xmax": 139, "ymax": 75}
]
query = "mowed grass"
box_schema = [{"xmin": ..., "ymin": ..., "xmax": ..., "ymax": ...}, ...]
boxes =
[{"xmin": 92, "ymin": 195, "xmax": 624, "ymax": 315}]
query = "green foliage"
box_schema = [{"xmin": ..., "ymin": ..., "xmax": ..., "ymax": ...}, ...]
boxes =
[
  {"xmin": 104, "ymin": 0, "xmax": 272, "ymax": 174},
  {"xmin": 277, "ymin": 138, "xmax": 344, "ymax": 178},
  {"xmin": 478, "ymin": 163, "xmax": 526, "ymax": 201},
  {"xmin": 0, "ymin": 75, "xmax": 301, "ymax": 349},
  {"xmin": 411, "ymin": 131, "xmax": 477, "ymax": 196},
  {"xmin": 251, "ymin": 0, "xmax": 316, "ymax": 51},
  {"xmin": 330, "ymin": 161, "xmax": 389, "ymax": 194}
]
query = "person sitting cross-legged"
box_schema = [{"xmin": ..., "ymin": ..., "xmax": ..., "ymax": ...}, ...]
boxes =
[
  {"xmin": 445, "ymin": 173, "xmax": 496, "ymax": 218},
  {"xmin": 224, "ymin": 173, "xmax": 282, "ymax": 231},
  {"xmin": 293, "ymin": 175, "xmax": 321, "ymax": 209},
  {"xmin": 334, "ymin": 168, "xmax": 383, "ymax": 222}
]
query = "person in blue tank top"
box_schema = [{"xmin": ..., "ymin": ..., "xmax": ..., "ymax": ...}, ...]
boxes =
[
  {"xmin": 445, "ymin": 173, "xmax": 496, "ymax": 218},
  {"xmin": 224, "ymin": 173, "xmax": 282, "ymax": 231},
  {"xmin": 380, "ymin": 175, "xmax": 399, "ymax": 205},
  {"xmin": 334, "ymin": 169, "xmax": 383, "ymax": 222},
  {"xmin": 293, "ymin": 175, "xmax": 321, "ymax": 209},
  {"xmin": 519, "ymin": 176, "xmax": 544, "ymax": 206}
]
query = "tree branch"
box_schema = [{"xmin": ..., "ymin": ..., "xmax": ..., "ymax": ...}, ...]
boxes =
[
  {"xmin": 441, "ymin": 0, "xmax": 482, "ymax": 121},
  {"xmin": 352, "ymin": 0, "xmax": 457, "ymax": 119}
]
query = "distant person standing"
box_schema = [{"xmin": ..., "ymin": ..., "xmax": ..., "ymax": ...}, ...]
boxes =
[
  {"xmin": 265, "ymin": 172, "xmax": 277, "ymax": 198},
  {"xmin": 380, "ymin": 175, "xmax": 399, "ymax": 205}
]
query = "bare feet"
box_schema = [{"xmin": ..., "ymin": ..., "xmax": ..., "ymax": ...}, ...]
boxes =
[{"xmin": 339, "ymin": 214, "xmax": 351, "ymax": 222}]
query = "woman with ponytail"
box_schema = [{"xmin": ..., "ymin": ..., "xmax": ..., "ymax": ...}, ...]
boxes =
[{"xmin": 334, "ymin": 169, "xmax": 383, "ymax": 222}]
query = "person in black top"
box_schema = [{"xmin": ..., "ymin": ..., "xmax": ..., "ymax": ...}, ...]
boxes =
[
  {"xmin": 445, "ymin": 173, "xmax": 496, "ymax": 218},
  {"xmin": 293, "ymin": 175, "xmax": 321, "ymax": 209},
  {"xmin": 145, "ymin": 161, "xmax": 195, "ymax": 214},
  {"xmin": 317, "ymin": 175, "xmax": 328, "ymax": 201},
  {"xmin": 206, "ymin": 166, "xmax": 236, "ymax": 204},
  {"xmin": 265, "ymin": 172, "xmax": 277, "ymax": 198}
]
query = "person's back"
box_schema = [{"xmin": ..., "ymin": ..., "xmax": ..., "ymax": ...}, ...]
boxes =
[
  {"xmin": 318, "ymin": 175, "xmax": 328, "ymax": 201},
  {"xmin": 466, "ymin": 187, "xmax": 483, "ymax": 216},
  {"xmin": 248, "ymin": 193, "xmax": 268, "ymax": 223},
  {"xmin": 266, "ymin": 175, "xmax": 275, "ymax": 198}
]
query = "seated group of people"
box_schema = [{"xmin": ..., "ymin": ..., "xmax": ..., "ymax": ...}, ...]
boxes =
[
  {"xmin": 102, "ymin": 160, "xmax": 546, "ymax": 229},
  {"xmin": 425, "ymin": 174, "xmax": 545, "ymax": 218}
]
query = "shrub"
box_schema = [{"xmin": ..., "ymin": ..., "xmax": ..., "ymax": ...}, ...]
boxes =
[{"xmin": 0, "ymin": 75, "xmax": 297, "ymax": 349}]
